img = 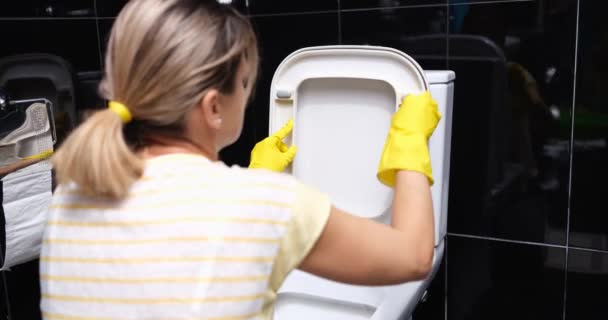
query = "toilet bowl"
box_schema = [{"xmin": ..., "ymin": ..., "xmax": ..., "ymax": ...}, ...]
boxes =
[{"xmin": 268, "ymin": 46, "xmax": 454, "ymax": 319}]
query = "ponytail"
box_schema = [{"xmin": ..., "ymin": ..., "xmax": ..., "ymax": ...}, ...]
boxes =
[{"xmin": 52, "ymin": 109, "xmax": 143, "ymax": 199}]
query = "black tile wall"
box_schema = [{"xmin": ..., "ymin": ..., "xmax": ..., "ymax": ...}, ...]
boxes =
[
  {"xmin": 341, "ymin": 5, "xmax": 448, "ymax": 70},
  {"xmin": 248, "ymin": 0, "xmax": 337, "ymax": 15},
  {"xmin": 342, "ymin": 0, "xmax": 446, "ymax": 9},
  {"xmin": 569, "ymin": 0, "xmax": 608, "ymax": 251},
  {"xmin": 448, "ymin": 235, "xmax": 566, "ymax": 320},
  {"xmin": 97, "ymin": 18, "xmax": 114, "ymax": 63},
  {"xmin": 4, "ymin": 260, "xmax": 41, "ymax": 320},
  {"xmin": 94, "ymin": 0, "xmax": 127, "ymax": 17},
  {"xmin": 96, "ymin": 0, "xmax": 248, "ymax": 17},
  {"xmin": 0, "ymin": 274, "xmax": 9, "ymax": 320},
  {"xmin": 0, "ymin": 0, "xmax": 95, "ymax": 18},
  {"xmin": 566, "ymin": 248, "xmax": 608, "ymax": 320},
  {"xmin": 448, "ymin": 0, "xmax": 528, "ymax": 4},
  {"xmin": 446, "ymin": 0, "xmax": 577, "ymax": 245},
  {"xmin": 0, "ymin": 19, "xmax": 100, "ymax": 72}
]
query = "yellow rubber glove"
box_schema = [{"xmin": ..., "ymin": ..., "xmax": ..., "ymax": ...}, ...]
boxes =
[
  {"xmin": 249, "ymin": 119, "xmax": 297, "ymax": 172},
  {"xmin": 377, "ymin": 92, "xmax": 441, "ymax": 187}
]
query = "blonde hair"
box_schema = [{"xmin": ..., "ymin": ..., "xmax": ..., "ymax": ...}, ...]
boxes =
[{"xmin": 53, "ymin": 0, "xmax": 258, "ymax": 199}]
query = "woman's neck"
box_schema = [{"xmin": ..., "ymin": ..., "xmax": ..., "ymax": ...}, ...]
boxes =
[{"xmin": 138, "ymin": 136, "xmax": 218, "ymax": 161}]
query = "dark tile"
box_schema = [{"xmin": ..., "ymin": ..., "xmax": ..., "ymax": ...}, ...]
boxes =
[
  {"xmin": 569, "ymin": 0, "xmax": 608, "ymax": 251},
  {"xmin": 566, "ymin": 249, "xmax": 608, "ymax": 320},
  {"xmin": 0, "ymin": 0, "xmax": 94, "ymax": 18},
  {"xmin": 95, "ymin": 0, "xmax": 127, "ymax": 17},
  {"xmin": 448, "ymin": 0, "xmax": 532, "ymax": 4},
  {"xmin": 5, "ymin": 259, "xmax": 41, "ymax": 320},
  {"xmin": 248, "ymin": 0, "xmax": 337, "ymax": 15},
  {"xmin": 0, "ymin": 273, "xmax": 9, "ymax": 320},
  {"xmin": 96, "ymin": 0, "xmax": 247, "ymax": 17},
  {"xmin": 448, "ymin": 236, "xmax": 565, "ymax": 320},
  {"xmin": 446, "ymin": 0, "xmax": 577, "ymax": 245},
  {"xmin": 341, "ymin": 6, "xmax": 448, "ymax": 70},
  {"xmin": 220, "ymin": 105, "xmax": 257, "ymax": 167},
  {"xmin": 0, "ymin": 19, "xmax": 100, "ymax": 71},
  {"xmin": 0, "ymin": 184, "xmax": 6, "ymax": 320},
  {"xmin": 341, "ymin": 0, "xmax": 446, "ymax": 9},
  {"xmin": 76, "ymin": 71, "xmax": 104, "ymax": 112},
  {"xmin": 249, "ymin": 13, "xmax": 339, "ymax": 139},
  {"xmin": 97, "ymin": 18, "xmax": 114, "ymax": 63},
  {"xmin": 412, "ymin": 254, "xmax": 446, "ymax": 320}
]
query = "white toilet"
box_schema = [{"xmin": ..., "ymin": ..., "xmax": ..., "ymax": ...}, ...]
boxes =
[{"xmin": 267, "ymin": 45, "xmax": 454, "ymax": 320}]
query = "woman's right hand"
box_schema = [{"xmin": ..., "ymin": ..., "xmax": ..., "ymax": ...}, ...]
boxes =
[{"xmin": 377, "ymin": 92, "xmax": 441, "ymax": 187}]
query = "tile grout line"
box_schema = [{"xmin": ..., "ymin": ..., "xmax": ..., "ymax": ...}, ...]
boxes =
[
  {"xmin": 562, "ymin": 1, "xmax": 581, "ymax": 319},
  {"xmin": 93, "ymin": 0, "xmax": 104, "ymax": 71},
  {"xmin": 249, "ymin": 10, "xmax": 338, "ymax": 18},
  {"xmin": 342, "ymin": 3, "xmax": 453, "ymax": 13},
  {"xmin": 449, "ymin": 233, "xmax": 608, "ymax": 254},
  {"xmin": 450, "ymin": 0, "xmax": 535, "ymax": 6},
  {"xmin": 0, "ymin": 17, "xmax": 96, "ymax": 21},
  {"xmin": 448, "ymin": 233, "xmax": 568, "ymax": 249}
]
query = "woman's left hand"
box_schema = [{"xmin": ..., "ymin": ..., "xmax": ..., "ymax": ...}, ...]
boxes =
[{"xmin": 249, "ymin": 119, "xmax": 297, "ymax": 172}]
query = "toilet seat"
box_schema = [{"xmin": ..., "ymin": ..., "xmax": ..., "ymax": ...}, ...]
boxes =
[{"xmin": 268, "ymin": 46, "xmax": 448, "ymax": 319}]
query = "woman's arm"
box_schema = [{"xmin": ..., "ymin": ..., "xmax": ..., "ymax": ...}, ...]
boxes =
[
  {"xmin": 299, "ymin": 170, "xmax": 434, "ymax": 285},
  {"xmin": 299, "ymin": 92, "xmax": 440, "ymax": 285}
]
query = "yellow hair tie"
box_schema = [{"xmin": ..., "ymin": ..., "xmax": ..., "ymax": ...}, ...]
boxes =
[{"xmin": 108, "ymin": 101, "xmax": 132, "ymax": 123}]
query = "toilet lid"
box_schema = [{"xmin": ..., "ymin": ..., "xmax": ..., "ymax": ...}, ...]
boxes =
[
  {"xmin": 269, "ymin": 45, "xmax": 428, "ymax": 219},
  {"xmin": 268, "ymin": 46, "xmax": 432, "ymax": 318}
]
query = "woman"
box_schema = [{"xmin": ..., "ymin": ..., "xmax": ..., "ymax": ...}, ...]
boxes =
[{"xmin": 42, "ymin": 0, "xmax": 441, "ymax": 319}]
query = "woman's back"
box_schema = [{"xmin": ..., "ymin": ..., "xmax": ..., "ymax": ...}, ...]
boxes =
[{"xmin": 41, "ymin": 154, "xmax": 330, "ymax": 319}]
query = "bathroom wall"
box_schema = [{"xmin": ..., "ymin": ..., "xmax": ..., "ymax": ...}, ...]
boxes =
[{"xmin": 0, "ymin": 0, "xmax": 606, "ymax": 319}]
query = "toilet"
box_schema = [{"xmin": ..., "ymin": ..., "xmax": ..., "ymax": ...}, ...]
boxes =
[{"xmin": 267, "ymin": 46, "xmax": 454, "ymax": 320}]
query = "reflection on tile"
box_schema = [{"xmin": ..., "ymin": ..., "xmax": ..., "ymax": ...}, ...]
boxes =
[
  {"xmin": 95, "ymin": 0, "xmax": 127, "ymax": 17},
  {"xmin": 341, "ymin": 0, "xmax": 446, "ymax": 9},
  {"xmin": 96, "ymin": 0, "xmax": 247, "ymax": 17},
  {"xmin": 248, "ymin": 0, "xmax": 337, "ymax": 15},
  {"xmin": 0, "ymin": 0, "xmax": 94, "ymax": 17},
  {"xmin": 0, "ymin": 20, "xmax": 100, "ymax": 71},
  {"xmin": 446, "ymin": 0, "xmax": 577, "ymax": 245},
  {"xmin": 566, "ymin": 249, "xmax": 608, "ymax": 320},
  {"xmin": 5, "ymin": 260, "xmax": 41, "ymax": 320},
  {"xmin": 569, "ymin": 0, "xmax": 608, "ymax": 251},
  {"xmin": 448, "ymin": 236, "xmax": 565, "ymax": 320},
  {"xmin": 412, "ymin": 254, "xmax": 445, "ymax": 320},
  {"xmin": 250, "ymin": 13, "xmax": 339, "ymax": 138},
  {"xmin": 448, "ymin": 0, "xmax": 529, "ymax": 5},
  {"xmin": 341, "ymin": 6, "xmax": 448, "ymax": 70}
]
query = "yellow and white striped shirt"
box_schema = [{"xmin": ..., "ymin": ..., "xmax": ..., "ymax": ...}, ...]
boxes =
[{"xmin": 40, "ymin": 154, "xmax": 331, "ymax": 320}]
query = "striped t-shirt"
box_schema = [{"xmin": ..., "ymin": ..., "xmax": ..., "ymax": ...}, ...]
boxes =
[{"xmin": 40, "ymin": 154, "xmax": 331, "ymax": 320}]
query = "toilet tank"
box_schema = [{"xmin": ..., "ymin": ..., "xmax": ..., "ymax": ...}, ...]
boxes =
[
  {"xmin": 268, "ymin": 46, "xmax": 454, "ymax": 320},
  {"xmin": 426, "ymin": 70, "xmax": 454, "ymax": 246}
]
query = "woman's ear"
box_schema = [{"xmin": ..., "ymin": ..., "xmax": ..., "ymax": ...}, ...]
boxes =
[{"xmin": 200, "ymin": 89, "xmax": 223, "ymax": 130}]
